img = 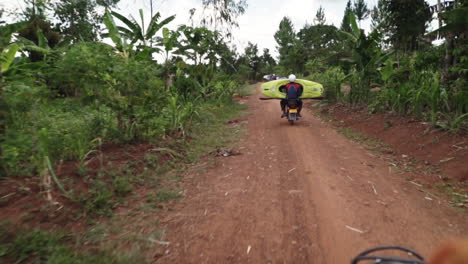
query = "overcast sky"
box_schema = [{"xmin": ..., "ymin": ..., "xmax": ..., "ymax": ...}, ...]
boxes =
[{"xmin": 2, "ymin": 0, "xmax": 438, "ymax": 58}]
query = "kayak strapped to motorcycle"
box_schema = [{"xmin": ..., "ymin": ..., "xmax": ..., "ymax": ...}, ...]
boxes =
[{"xmin": 261, "ymin": 79, "xmax": 323, "ymax": 99}]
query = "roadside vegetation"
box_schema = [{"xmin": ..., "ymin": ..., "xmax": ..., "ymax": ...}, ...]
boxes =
[
  {"xmin": 1, "ymin": 0, "xmax": 467, "ymax": 262},
  {"xmin": 273, "ymin": 0, "xmax": 467, "ymax": 133},
  {"xmin": 0, "ymin": 0, "xmax": 254, "ymax": 262}
]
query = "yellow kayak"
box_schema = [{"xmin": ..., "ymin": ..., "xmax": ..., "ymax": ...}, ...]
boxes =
[{"xmin": 261, "ymin": 79, "xmax": 324, "ymax": 99}]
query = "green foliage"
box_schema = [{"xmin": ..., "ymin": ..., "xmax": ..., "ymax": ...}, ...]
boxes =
[
  {"xmin": 306, "ymin": 66, "xmax": 345, "ymax": 102},
  {"xmin": 314, "ymin": 6, "xmax": 326, "ymax": 25},
  {"xmin": 21, "ymin": 0, "xmax": 49, "ymax": 21},
  {"xmin": 340, "ymin": 0, "xmax": 353, "ymax": 33},
  {"xmin": 274, "ymin": 17, "xmax": 297, "ymax": 71},
  {"xmin": 155, "ymin": 188, "xmax": 182, "ymax": 203},
  {"xmin": 200, "ymin": 0, "xmax": 247, "ymax": 35},
  {"xmin": 106, "ymin": 8, "xmax": 175, "ymax": 50},
  {"xmin": 381, "ymin": 0, "xmax": 432, "ymax": 51},
  {"xmin": 5, "ymin": 229, "xmax": 69, "ymax": 263},
  {"xmin": 83, "ymin": 178, "xmax": 116, "ymax": 216},
  {"xmin": 49, "ymin": 42, "xmax": 116, "ymax": 97},
  {"xmin": 163, "ymin": 95, "xmax": 197, "ymax": 135},
  {"xmin": 0, "ymin": 21, "xmax": 27, "ymax": 50},
  {"xmin": 353, "ymin": 0, "xmax": 370, "ymax": 24},
  {"xmin": 370, "ymin": 0, "xmax": 388, "ymax": 45},
  {"xmin": 427, "ymin": 0, "xmax": 468, "ymax": 40},
  {"xmin": 1, "ymin": 92, "xmax": 115, "ymax": 175},
  {"xmin": 112, "ymin": 175, "xmax": 133, "ymax": 197},
  {"xmin": 298, "ymin": 24, "xmax": 343, "ymax": 71},
  {"xmin": 53, "ymin": 0, "xmax": 100, "ymax": 42},
  {"xmin": 18, "ymin": 18, "xmax": 61, "ymax": 61},
  {"xmin": 261, "ymin": 48, "xmax": 276, "ymax": 73},
  {"xmin": 103, "ymin": 9, "xmax": 133, "ymax": 57},
  {"xmin": 0, "ymin": 4, "xmax": 247, "ymax": 261},
  {"xmin": 295, "ymin": 1, "xmax": 466, "ymax": 132},
  {"xmin": 243, "ymin": 42, "xmax": 261, "ymax": 80},
  {"xmin": 1, "ymin": 12, "xmax": 245, "ymax": 177},
  {"xmin": 338, "ymin": 12, "xmax": 392, "ymax": 103},
  {"xmin": 0, "ymin": 43, "xmax": 20, "ymax": 73},
  {"xmin": 175, "ymin": 25, "xmax": 224, "ymax": 66},
  {"xmin": 0, "ymin": 223, "xmax": 146, "ymax": 263}
]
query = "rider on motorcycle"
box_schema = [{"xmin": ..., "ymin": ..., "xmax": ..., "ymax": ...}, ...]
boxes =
[{"xmin": 280, "ymin": 74, "xmax": 303, "ymax": 118}]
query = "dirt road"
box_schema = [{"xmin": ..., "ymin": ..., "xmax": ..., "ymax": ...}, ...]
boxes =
[{"xmin": 156, "ymin": 84, "xmax": 467, "ymax": 263}]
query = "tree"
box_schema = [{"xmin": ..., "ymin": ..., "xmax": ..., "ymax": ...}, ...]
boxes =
[
  {"xmin": 53, "ymin": 0, "xmax": 120, "ymax": 42},
  {"xmin": 175, "ymin": 25, "xmax": 222, "ymax": 66},
  {"xmin": 382, "ymin": 0, "xmax": 432, "ymax": 52},
  {"xmin": 21, "ymin": 0, "xmax": 49, "ymax": 21},
  {"xmin": 338, "ymin": 12, "xmax": 390, "ymax": 103},
  {"xmin": 261, "ymin": 48, "xmax": 276, "ymax": 73},
  {"xmin": 200, "ymin": 0, "xmax": 247, "ymax": 36},
  {"xmin": 102, "ymin": 9, "xmax": 134, "ymax": 59},
  {"xmin": 53, "ymin": 0, "xmax": 99, "ymax": 42},
  {"xmin": 428, "ymin": 0, "xmax": 468, "ymax": 85},
  {"xmin": 0, "ymin": 21, "xmax": 27, "ymax": 166},
  {"xmin": 340, "ymin": 0, "xmax": 353, "ymax": 33},
  {"xmin": 18, "ymin": 1, "xmax": 61, "ymax": 62},
  {"xmin": 274, "ymin": 17, "xmax": 296, "ymax": 67},
  {"xmin": 371, "ymin": 0, "xmax": 384, "ymax": 30},
  {"xmin": 244, "ymin": 42, "xmax": 261, "ymax": 80},
  {"xmin": 106, "ymin": 9, "xmax": 175, "ymax": 51},
  {"xmin": 314, "ymin": 6, "xmax": 326, "ymax": 25},
  {"xmin": 298, "ymin": 24, "xmax": 343, "ymax": 68},
  {"xmin": 217, "ymin": 43, "xmax": 238, "ymax": 74},
  {"xmin": 353, "ymin": 0, "xmax": 370, "ymax": 26},
  {"xmin": 370, "ymin": 0, "xmax": 389, "ymax": 47},
  {"xmin": 0, "ymin": 8, "xmax": 5, "ymax": 25}
]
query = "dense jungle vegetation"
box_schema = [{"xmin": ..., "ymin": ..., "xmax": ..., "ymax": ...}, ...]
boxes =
[
  {"xmin": 272, "ymin": 0, "xmax": 467, "ymax": 132},
  {"xmin": 0, "ymin": 0, "xmax": 466, "ymax": 262},
  {"xmin": 0, "ymin": 0, "xmax": 262, "ymax": 178},
  {"xmin": 3, "ymin": 0, "xmax": 464, "ymax": 179},
  {"xmin": 0, "ymin": 0, "xmax": 257, "ymax": 261}
]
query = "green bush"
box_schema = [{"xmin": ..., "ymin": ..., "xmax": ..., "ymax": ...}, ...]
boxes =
[
  {"xmin": 48, "ymin": 42, "xmax": 117, "ymax": 98},
  {"xmin": 1, "ymin": 95, "xmax": 115, "ymax": 176},
  {"xmin": 306, "ymin": 66, "xmax": 345, "ymax": 102},
  {"xmin": 0, "ymin": 224, "xmax": 146, "ymax": 263}
]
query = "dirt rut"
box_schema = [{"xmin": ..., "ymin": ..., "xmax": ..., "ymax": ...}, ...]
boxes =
[{"xmin": 156, "ymin": 84, "xmax": 467, "ymax": 263}]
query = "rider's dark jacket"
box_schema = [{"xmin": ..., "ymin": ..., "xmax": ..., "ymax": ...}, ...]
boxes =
[{"xmin": 280, "ymin": 83, "xmax": 304, "ymax": 99}]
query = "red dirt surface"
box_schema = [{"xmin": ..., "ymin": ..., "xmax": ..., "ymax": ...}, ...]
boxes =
[
  {"xmin": 0, "ymin": 143, "xmax": 156, "ymax": 232},
  {"xmin": 317, "ymin": 104, "xmax": 468, "ymax": 183},
  {"xmin": 154, "ymin": 84, "xmax": 467, "ymax": 263}
]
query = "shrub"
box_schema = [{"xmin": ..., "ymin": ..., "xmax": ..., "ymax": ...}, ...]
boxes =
[{"xmin": 306, "ymin": 67, "xmax": 345, "ymax": 102}]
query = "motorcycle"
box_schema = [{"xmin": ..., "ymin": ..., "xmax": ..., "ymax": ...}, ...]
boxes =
[
  {"xmin": 259, "ymin": 97, "xmax": 317, "ymax": 125},
  {"xmin": 352, "ymin": 246, "xmax": 426, "ymax": 264},
  {"xmin": 285, "ymin": 98, "xmax": 300, "ymax": 125}
]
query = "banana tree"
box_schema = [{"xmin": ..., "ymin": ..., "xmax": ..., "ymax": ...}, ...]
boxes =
[
  {"xmin": 427, "ymin": 0, "xmax": 468, "ymax": 84},
  {"xmin": 0, "ymin": 22, "xmax": 26, "ymax": 77},
  {"xmin": 175, "ymin": 25, "xmax": 222, "ymax": 66},
  {"xmin": 108, "ymin": 9, "xmax": 175, "ymax": 50},
  {"xmin": 156, "ymin": 27, "xmax": 180, "ymax": 88},
  {"xmin": 338, "ymin": 12, "xmax": 393, "ymax": 103},
  {"xmin": 0, "ymin": 21, "xmax": 26, "ymax": 144},
  {"xmin": 3, "ymin": 28, "xmax": 71, "ymax": 79},
  {"xmin": 103, "ymin": 9, "xmax": 134, "ymax": 60}
]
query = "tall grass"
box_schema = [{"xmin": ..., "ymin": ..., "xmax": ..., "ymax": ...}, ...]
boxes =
[{"xmin": 309, "ymin": 65, "xmax": 467, "ymax": 132}]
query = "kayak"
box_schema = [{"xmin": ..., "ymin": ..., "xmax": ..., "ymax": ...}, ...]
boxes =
[{"xmin": 261, "ymin": 79, "xmax": 324, "ymax": 99}]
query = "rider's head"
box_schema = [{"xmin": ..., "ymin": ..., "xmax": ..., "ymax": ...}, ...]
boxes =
[{"xmin": 288, "ymin": 74, "xmax": 296, "ymax": 82}]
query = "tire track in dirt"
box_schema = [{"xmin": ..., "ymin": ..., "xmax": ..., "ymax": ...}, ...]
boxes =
[{"xmin": 156, "ymin": 84, "xmax": 466, "ymax": 263}]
